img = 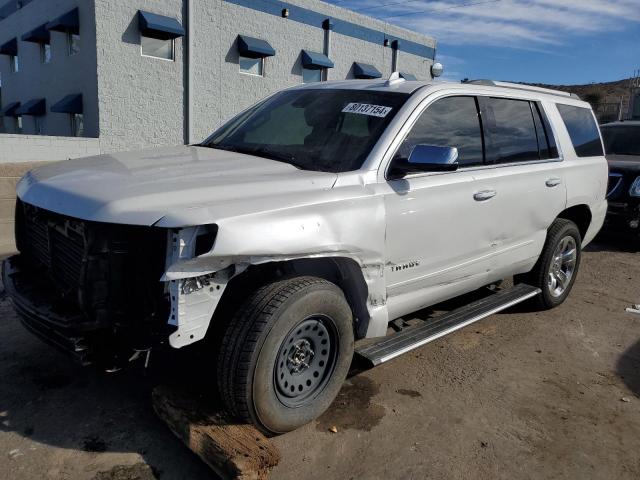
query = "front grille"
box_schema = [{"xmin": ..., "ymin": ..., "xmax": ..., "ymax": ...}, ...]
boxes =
[
  {"xmin": 21, "ymin": 201, "xmax": 86, "ymax": 293},
  {"xmin": 15, "ymin": 199, "xmax": 169, "ymax": 336}
]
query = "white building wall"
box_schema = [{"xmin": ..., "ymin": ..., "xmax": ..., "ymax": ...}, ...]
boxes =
[
  {"xmin": 2, "ymin": 0, "xmax": 436, "ymax": 153},
  {"xmin": 0, "ymin": 133, "xmax": 101, "ymax": 162},
  {"xmin": 94, "ymin": 0, "xmax": 185, "ymax": 153},
  {"xmin": 0, "ymin": 0, "xmax": 100, "ymax": 138}
]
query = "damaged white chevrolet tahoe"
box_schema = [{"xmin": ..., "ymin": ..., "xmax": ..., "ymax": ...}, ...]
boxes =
[{"xmin": 3, "ymin": 76, "xmax": 608, "ymax": 434}]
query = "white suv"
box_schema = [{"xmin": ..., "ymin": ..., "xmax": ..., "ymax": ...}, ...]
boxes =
[{"xmin": 3, "ymin": 75, "xmax": 608, "ymax": 434}]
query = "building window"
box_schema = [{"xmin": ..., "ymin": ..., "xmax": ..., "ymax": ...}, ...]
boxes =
[
  {"xmin": 15, "ymin": 116, "xmax": 23, "ymax": 134},
  {"xmin": 34, "ymin": 117, "xmax": 44, "ymax": 135},
  {"xmin": 40, "ymin": 43, "xmax": 52, "ymax": 63},
  {"xmin": 71, "ymin": 113, "xmax": 84, "ymax": 137},
  {"xmin": 141, "ymin": 35, "xmax": 174, "ymax": 60},
  {"xmin": 302, "ymin": 68, "xmax": 322, "ymax": 84},
  {"xmin": 10, "ymin": 55, "xmax": 19, "ymax": 73},
  {"xmin": 68, "ymin": 32, "xmax": 80, "ymax": 56},
  {"xmin": 239, "ymin": 56, "xmax": 264, "ymax": 77}
]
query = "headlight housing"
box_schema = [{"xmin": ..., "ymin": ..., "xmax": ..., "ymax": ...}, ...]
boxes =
[{"xmin": 630, "ymin": 176, "xmax": 640, "ymax": 197}]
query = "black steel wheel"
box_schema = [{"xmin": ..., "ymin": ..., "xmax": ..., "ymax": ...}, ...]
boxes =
[
  {"xmin": 217, "ymin": 276, "xmax": 354, "ymax": 435},
  {"xmin": 274, "ymin": 315, "xmax": 338, "ymax": 408}
]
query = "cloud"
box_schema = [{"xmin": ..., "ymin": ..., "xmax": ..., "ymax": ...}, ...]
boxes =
[{"xmin": 328, "ymin": 0, "xmax": 640, "ymax": 49}]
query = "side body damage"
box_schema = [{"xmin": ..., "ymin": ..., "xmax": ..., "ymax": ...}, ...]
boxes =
[{"xmin": 163, "ymin": 187, "xmax": 389, "ymax": 348}]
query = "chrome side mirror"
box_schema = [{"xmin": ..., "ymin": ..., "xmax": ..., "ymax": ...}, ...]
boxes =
[
  {"xmin": 408, "ymin": 144, "xmax": 459, "ymax": 170},
  {"xmin": 388, "ymin": 144, "xmax": 459, "ymax": 179}
]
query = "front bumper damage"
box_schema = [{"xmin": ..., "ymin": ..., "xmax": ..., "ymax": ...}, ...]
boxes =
[{"xmin": 3, "ymin": 256, "xmax": 94, "ymax": 365}]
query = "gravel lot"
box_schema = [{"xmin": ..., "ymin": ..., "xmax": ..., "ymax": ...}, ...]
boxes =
[{"xmin": 1, "ymin": 231, "xmax": 639, "ymax": 480}]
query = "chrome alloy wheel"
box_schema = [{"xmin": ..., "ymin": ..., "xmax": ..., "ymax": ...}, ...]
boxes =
[
  {"xmin": 274, "ymin": 315, "xmax": 338, "ymax": 408},
  {"xmin": 547, "ymin": 235, "xmax": 577, "ymax": 298}
]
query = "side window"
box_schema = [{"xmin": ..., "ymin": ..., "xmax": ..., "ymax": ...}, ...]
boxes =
[
  {"xmin": 394, "ymin": 96, "xmax": 484, "ymax": 166},
  {"xmin": 557, "ymin": 104, "xmax": 603, "ymax": 157},
  {"xmin": 532, "ymin": 102, "xmax": 559, "ymax": 160},
  {"xmin": 481, "ymin": 97, "xmax": 540, "ymax": 163}
]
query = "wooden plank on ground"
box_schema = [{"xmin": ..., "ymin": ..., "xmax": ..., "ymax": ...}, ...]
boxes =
[{"xmin": 152, "ymin": 385, "xmax": 280, "ymax": 480}]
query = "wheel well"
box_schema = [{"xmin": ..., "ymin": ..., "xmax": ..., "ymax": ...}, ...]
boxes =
[
  {"xmin": 212, "ymin": 257, "xmax": 370, "ymax": 340},
  {"xmin": 557, "ymin": 205, "xmax": 592, "ymax": 240}
]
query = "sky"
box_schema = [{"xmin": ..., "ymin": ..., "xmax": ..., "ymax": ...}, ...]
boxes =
[{"xmin": 324, "ymin": 0, "xmax": 640, "ymax": 85}]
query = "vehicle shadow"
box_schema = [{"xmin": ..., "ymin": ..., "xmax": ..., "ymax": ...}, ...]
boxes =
[
  {"xmin": 616, "ymin": 338, "xmax": 640, "ymax": 397},
  {"xmin": 0, "ymin": 307, "xmax": 219, "ymax": 479},
  {"xmin": 584, "ymin": 229, "xmax": 640, "ymax": 254}
]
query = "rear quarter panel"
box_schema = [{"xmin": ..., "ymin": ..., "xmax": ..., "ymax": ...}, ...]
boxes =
[{"xmin": 544, "ymin": 100, "xmax": 608, "ymax": 246}]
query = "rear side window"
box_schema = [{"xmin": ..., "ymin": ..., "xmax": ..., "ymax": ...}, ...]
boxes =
[
  {"xmin": 557, "ymin": 104, "xmax": 603, "ymax": 157},
  {"xmin": 481, "ymin": 98, "xmax": 539, "ymax": 163},
  {"xmin": 394, "ymin": 96, "xmax": 484, "ymax": 166}
]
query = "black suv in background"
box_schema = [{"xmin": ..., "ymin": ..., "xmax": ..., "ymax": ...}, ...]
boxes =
[{"xmin": 601, "ymin": 121, "xmax": 640, "ymax": 233}]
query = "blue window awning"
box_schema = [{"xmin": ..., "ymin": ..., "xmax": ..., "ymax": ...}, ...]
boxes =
[
  {"xmin": 301, "ymin": 50, "xmax": 334, "ymax": 70},
  {"xmin": 51, "ymin": 94, "xmax": 83, "ymax": 114},
  {"xmin": 399, "ymin": 72, "xmax": 417, "ymax": 81},
  {"xmin": 353, "ymin": 62, "xmax": 382, "ymax": 79},
  {"xmin": 0, "ymin": 102, "xmax": 20, "ymax": 117},
  {"xmin": 15, "ymin": 98, "xmax": 46, "ymax": 116},
  {"xmin": 22, "ymin": 24, "xmax": 50, "ymax": 44},
  {"xmin": 238, "ymin": 35, "xmax": 275, "ymax": 58},
  {"xmin": 0, "ymin": 38, "xmax": 17, "ymax": 56},
  {"xmin": 138, "ymin": 10, "xmax": 185, "ymax": 40},
  {"xmin": 46, "ymin": 8, "xmax": 79, "ymax": 35}
]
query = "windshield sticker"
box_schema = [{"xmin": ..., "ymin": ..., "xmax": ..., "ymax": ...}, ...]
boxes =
[{"xmin": 342, "ymin": 103, "xmax": 393, "ymax": 118}]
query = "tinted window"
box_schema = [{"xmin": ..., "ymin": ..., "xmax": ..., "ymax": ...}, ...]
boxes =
[
  {"xmin": 601, "ymin": 126, "xmax": 640, "ymax": 156},
  {"xmin": 533, "ymin": 102, "xmax": 559, "ymax": 159},
  {"xmin": 482, "ymin": 98, "xmax": 539, "ymax": 163},
  {"xmin": 394, "ymin": 96, "xmax": 483, "ymax": 166},
  {"xmin": 557, "ymin": 104, "xmax": 603, "ymax": 157},
  {"xmin": 204, "ymin": 89, "xmax": 409, "ymax": 173}
]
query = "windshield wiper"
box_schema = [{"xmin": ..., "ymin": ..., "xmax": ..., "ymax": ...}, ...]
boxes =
[{"xmin": 203, "ymin": 143, "xmax": 305, "ymax": 169}]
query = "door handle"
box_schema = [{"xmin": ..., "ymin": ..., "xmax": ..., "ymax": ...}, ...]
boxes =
[
  {"xmin": 546, "ymin": 177, "xmax": 562, "ymax": 187},
  {"xmin": 473, "ymin": 190, "xmax": 497, "ymax": 201}
]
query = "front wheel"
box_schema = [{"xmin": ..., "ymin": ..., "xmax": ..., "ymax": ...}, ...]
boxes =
[
  {"xmin": 217, "ymin": 276, "xmax": 354, "ymax": 435},
  {"xmin": 516, "ymin": 218, "xmax": 582, "ymax": 309}
]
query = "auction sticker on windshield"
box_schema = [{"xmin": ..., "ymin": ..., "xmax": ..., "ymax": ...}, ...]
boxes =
[{"xmin": 342, "ymin": 103, "xmax": 393, "ymax": 118}]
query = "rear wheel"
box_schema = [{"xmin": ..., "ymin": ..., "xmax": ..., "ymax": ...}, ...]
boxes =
[
  {"xmin": 217, "ymin": 276, "xmax": 354, "ymax": 435},
  {"xmin": 516, "ymin": 218, "xmax": 582, "ymax": 309}
]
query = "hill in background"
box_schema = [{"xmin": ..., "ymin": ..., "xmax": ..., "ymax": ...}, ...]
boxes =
[{"xmin": 523, "ymin": 77, "xmax": 637, "ymax": 122}]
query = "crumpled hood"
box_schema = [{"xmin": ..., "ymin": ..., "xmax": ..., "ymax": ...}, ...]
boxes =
[{"xmin": 17, "ymin": 146, "xmax": 338, "ymax": 226}]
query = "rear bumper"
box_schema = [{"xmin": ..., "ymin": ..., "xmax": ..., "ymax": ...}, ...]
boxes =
[{"xmin": 3, "ymin": 255, "xmax": 93, "ymax": 365}]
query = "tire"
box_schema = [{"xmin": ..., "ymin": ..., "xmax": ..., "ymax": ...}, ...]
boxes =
[
  {"xmin": 217, "ymin": 276, "xmax": 354, "ymax": 435},
  {"xmin": 516, "ymin": 218, "xmax": 582, "ymax": 310}
]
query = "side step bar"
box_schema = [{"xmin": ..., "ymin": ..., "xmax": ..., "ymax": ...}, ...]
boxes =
[{"xmin": 355, "ymin": 284, "xmax": 541, "ymax": 367}]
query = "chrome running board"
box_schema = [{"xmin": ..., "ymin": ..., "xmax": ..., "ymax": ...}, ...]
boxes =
[{"xmin": 355, "ymin": 284, "xmax": 541, "ymax": 366}]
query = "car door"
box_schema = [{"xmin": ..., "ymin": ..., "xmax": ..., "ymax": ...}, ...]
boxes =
[
  {"xmin": 474, "ymin": 97, "xmax": 567, "ymax": 281},
  {"xmin": 381, "ymin": 95, "xmax": 498, "ymax": 319}
]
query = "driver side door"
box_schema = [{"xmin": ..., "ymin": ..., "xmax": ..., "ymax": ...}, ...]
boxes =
[{"xmin": 382, "ymin": 95, "xmax": 497, "ymax": 318}]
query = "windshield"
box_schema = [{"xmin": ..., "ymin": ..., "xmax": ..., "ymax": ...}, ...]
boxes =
[
  {"xmin": 202, "ymin": 89, "xmax": 409, "ymax": 173},
  {"xmin": 602, "ymin": 126, "xmax": 640, "ymax": 156}
]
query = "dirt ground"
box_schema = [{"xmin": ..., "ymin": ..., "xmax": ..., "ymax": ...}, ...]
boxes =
[{"xmin": 1, "ymin": 231, "xmax": 639, "ymax": 480}]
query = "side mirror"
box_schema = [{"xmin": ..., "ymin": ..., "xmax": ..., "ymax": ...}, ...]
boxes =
[{"xmin": 389, "ymin": 144, "xmax": 459, "ymax": 179}]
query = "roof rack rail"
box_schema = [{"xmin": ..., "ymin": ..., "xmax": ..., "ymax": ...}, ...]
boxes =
[{"xmin": 462, "ymin": 79, "xmax": 581, "ymax": 100}]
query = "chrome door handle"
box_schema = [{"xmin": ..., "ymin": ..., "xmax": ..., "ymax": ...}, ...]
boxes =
[
  {"xmin": 546, "ymin": 177, "xmax": 562, "ymax": 187},
  {"xmin": 473, "ymin": 190, "xmax": 497, "ymax": 201}
]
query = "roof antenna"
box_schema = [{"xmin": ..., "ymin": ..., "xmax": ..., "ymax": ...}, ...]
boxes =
[{"xmin": 385, "ymin": 72, "xmax": 405, "ymax": 86}]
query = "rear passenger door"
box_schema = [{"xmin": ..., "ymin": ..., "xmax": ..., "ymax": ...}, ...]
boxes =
[{"xmin": 475, "ymin": 97, "xmax": 567, "ymax": 280}]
